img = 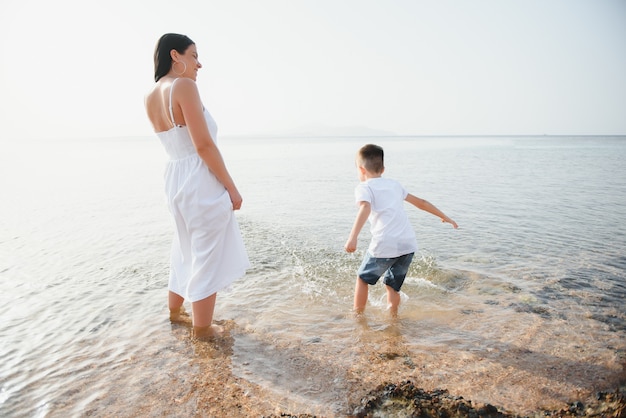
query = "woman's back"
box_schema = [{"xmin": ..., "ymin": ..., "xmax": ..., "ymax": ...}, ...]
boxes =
[{"xmin": 147, "ymin": 78, "xmax": 218, "ymax": 160}]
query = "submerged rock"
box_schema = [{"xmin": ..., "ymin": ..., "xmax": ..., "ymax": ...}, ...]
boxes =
[
  {"xmin": 346, "ymin": 380, "xmax": 625, "ymax": 418},
  {"xmin": 349, "ymin": 380, "xmax": 510, "ymax": 417}
]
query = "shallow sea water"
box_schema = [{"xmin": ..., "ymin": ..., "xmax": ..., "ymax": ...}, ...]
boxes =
[{"xmin": 1, "ymin": 135, "xmax": 624, "ymax": 417}]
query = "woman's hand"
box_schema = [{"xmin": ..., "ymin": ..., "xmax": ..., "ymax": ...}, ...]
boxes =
[{"xmin": 228, "ymin": 188, "xmax": 243, "ymax": 210}]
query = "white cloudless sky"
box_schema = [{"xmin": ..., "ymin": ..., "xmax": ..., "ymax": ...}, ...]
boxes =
[{"xmin": 0, "ymin": 0, "xmax": 624, "ymax": 139}]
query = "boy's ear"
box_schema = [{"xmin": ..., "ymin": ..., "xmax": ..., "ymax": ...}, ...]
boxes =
[{"xmin": 358, "ymin": 165, "xmax": 367, "ymax": 175}]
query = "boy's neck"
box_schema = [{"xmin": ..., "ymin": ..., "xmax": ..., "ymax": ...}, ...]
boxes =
[{"xmin": 363, "ymin": 171, "xmax": 382, "ymax": 180}]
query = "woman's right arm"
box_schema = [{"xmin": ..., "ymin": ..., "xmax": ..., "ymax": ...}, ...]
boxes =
[{"xmin": 174, "ymin": 78, "xmax": 242, "ymax": 210}]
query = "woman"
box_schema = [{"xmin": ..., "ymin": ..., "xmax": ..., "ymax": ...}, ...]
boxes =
[{"xmin": 144, "ymin": 33, "xmax": 249, "ymax": 339}]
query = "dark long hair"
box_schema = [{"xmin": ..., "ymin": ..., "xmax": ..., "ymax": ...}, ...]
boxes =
[{"xmin": 153, "ymin": 33, "xmax": 195, "ymax": 82}]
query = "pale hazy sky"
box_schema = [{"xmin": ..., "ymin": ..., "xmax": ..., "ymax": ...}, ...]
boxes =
[{"xmin": 0, "ymin": 0, "xmax": 624, "ymax": 139}]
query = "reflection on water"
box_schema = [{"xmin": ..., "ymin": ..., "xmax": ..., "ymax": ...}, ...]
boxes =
[{"xmin": 1, "ymin": 136, "xmax": 625, "ymax": 416}]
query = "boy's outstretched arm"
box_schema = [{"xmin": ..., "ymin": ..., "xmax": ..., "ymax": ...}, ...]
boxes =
[
  {"xmin": 405, "ymin": 193, "xmax": 458, "ymax": 229},
  {"xmin": 345, "ymin": 201, "xmax": 371, "ymax": 252}
]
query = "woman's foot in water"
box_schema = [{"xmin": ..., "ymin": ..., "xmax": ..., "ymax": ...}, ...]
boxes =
[
  {"xmin": 193, "ymin": 324, "xmax": 225, "ymax": 340},
  {"xmin": 169, "ymin": 306, "xmax": 191, "ymax": 323}
]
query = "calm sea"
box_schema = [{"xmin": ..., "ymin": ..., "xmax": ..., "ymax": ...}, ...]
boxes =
[{"xmin": 1, "ymin": 135, "xmax": 625, "ymax": 416}]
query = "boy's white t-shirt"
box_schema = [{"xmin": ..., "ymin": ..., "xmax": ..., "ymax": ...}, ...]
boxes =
[{"xmin": 355, "ymin": 177, "xmax": 418, "ymax": 258}]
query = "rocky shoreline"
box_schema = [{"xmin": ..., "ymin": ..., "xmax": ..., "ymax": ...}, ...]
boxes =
[
  {"xmin": 269, "ymin": 380, "xmax": 625, "ymax": 417},
  {"xmin": 350, "ymin": 380, "xmax": 625, "ymax": 417}
]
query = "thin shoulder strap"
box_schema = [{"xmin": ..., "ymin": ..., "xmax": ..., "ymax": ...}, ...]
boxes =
[{"xmin": 168, "ymin": 78, "xmax": 180, "ymax": 128}]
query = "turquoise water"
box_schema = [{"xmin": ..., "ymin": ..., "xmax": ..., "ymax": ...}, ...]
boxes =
[{"xmin": 1, "ymin": 135, "xmax": 624, "ymax": 416}]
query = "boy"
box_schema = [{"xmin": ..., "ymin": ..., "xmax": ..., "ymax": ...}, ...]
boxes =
[{"xmin": 344, "ymin": 144, "xmax": 458, "ymax": 317}]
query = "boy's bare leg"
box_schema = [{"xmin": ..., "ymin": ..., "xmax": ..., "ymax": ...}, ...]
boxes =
[
  {"xmin": 353, "ymin": 277, "xmax": 369, "ymax": 315},
  {"xmin": 168, "ymin": 291, "xmax": 186, "ymax": 322},
  {"xmin": 192, "ymin": 293, "xmax": 224, "ymax": 339},
  {"xmin": 385, "ymin": 285, "xmax": 400, "ymax": 318}
]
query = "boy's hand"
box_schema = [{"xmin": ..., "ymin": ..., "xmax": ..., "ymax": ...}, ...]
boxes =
[
  {"xmin": 344, "ymin": 238, "xmax": 357, "ymax": 253},
  {"xmin": 345, "ymin": 202, "xmax": 370, "ymax": 252},
  {"xmin": 443, "ymin": 217, "xmax": 458, "ymax": 229}
]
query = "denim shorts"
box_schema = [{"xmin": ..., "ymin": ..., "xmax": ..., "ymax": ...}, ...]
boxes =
[{"xmin": 357, "ymin": 252, "xmax": 414, "ymax": 292}]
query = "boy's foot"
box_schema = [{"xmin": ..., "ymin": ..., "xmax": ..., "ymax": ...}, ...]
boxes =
[
  {"xmin": 352, "ymin": 309, "xmax": 369, "ymax": 328},
  {"xmin": 193, "ymin": 324, "xmax": 225, "ymax": 340},
  {"xmin": 352, "ymin": 307, "xmax": 365, "ymax": 317},
  {"xmin": 386, "ymin": 303, "xmax": 399, "ymax": 319}
]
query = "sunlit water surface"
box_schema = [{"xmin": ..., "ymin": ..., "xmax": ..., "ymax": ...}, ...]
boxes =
[{"xmin": 1, "ymin": 135, "xmax": 624, "ymax": 416}]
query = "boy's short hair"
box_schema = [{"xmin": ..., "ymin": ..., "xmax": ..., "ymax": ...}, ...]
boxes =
[{"xmin": 358, "ymin": 144, "xmax": 384, "ymax": 173}]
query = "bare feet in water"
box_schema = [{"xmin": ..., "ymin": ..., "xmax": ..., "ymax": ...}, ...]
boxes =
[
  {"xmin": 169, "ymin": 306, "xmax": 191, "ymax": 323},
  {"xmin": 193, "ymin": 324, "xmax": 225, "ymax": 340}
]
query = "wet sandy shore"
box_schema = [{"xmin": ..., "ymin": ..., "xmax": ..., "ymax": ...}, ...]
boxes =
[{"xmin": 65, "ymin": 316, "xmax": 622, "ymax": 418}]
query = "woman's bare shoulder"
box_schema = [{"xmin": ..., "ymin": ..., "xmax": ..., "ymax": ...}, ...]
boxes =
[
  {"xmin": 171, "ymin": 78, "xmax": 202, "ymax": 105},
  {"xmin": 145, "ymin": 82, "xmax": 165, "ymax": 103},
  {"xmin": 172, "ymin": 77, "xmax": 199, "ymax": 94}
]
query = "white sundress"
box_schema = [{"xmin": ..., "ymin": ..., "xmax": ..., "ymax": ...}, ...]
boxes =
[{"xmin": 155, "ymin": 78, "xmax": 249, "ymax": 302}]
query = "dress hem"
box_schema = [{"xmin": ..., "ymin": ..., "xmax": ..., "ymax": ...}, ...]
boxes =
[{"xmin": 184, "ymin": 267, "xmax": 249, "ymax": 302}]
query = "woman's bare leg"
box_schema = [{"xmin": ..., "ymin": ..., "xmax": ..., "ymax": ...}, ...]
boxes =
[
  {"xmin": 192, "ymin": 293, "xmax": 223, "ymax": 338},
  {"xmin": 168, "ymin": 291, "xmax": 186, "ymax": 322}
]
